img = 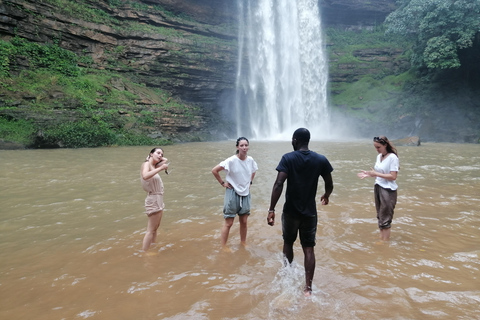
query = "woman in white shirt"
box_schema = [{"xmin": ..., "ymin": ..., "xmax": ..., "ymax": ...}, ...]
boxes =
[
  {"xmin": 358, "ymin": 136, "xmax": 399, "ymax": 241},
  {"xmin": 212, "ymin": 137, "xmax": 258, "ymax": 250}
]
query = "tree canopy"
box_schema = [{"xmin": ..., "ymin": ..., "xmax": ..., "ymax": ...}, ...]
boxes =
[{"xmin": 385, "ymin": 0, "xmax": 480, "ymax": 70}]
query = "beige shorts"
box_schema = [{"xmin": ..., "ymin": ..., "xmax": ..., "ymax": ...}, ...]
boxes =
[{"xmin": 145, "ymin": 194, "xmax": 165, "ymax": 216}]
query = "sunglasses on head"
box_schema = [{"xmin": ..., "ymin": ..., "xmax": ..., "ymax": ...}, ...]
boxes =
[{"xmin": 373, "ymin": 136, "xmax": 386, "ymax": 143}]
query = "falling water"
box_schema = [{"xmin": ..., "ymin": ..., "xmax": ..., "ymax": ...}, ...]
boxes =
[{"xmin": 235, "ymin": 0, "xmax": 329, "ymax": 140}]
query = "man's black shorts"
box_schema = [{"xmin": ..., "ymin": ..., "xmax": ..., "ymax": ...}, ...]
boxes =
[{"xmin": 282, "ymin": 212, "xmax": 317, "ymax": 247}]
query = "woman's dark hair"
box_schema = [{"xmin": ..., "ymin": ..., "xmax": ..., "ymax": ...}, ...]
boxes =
[
  {"xmin": 373, "ymin": 136, "xmax": 398, "ymax": 156},
  {"xmin": 235, "ymin": 137, "xmax": 249, "ymax": 154}
]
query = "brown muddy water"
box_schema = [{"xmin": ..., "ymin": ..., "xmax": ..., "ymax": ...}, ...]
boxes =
[{"xmin": 0, "ymin": 140, "xmax": 479, "ymax": 319}]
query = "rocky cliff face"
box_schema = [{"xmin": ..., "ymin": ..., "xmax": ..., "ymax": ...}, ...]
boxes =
[
  {"xmin": 322, "ymin": 0, "xmax": 397, "ymax": 28},
  {"xmin": 0, "ymin": 0, "xmax": 242, "ymax": 142},
  {"xmin": 0, "ymin": 0, "xmax": 239, "ymax": 99},
  {"xmin": 140, "ymin": 0, "xmax": 238, "ymax": 25}
]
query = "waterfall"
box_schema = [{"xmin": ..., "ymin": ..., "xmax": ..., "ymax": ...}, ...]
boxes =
[{"xmin": 235, "ymin": 0, "xmax": 329, "ymax": 140}]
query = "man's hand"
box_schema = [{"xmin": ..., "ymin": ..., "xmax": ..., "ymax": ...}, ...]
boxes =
[
  {"xmin": 321, "ymin": 195, "xmax": 329, "ymax": 205},
  {"xmin": 267, "ymin": 211, "xmax": 275, "ymax": 226}
]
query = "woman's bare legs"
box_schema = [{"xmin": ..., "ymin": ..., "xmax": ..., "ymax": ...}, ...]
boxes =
[
  {"xmin": 221, "ymin": 217, "xmax": 235, "ymax": 248},
  {"xmin": 239, "ymin": 214, "xmax": 248, "ymax": 246},
  {"xmin": 142, "ymin": 211, "xmax": 163, "ymax": 251}
]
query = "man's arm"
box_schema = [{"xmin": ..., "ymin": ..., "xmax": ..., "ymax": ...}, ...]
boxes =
[
  {"xmin": 320, "ymin": 172, "xmax": 333, "ymax": 205},
  {"xmin": 267, "ymin": 171, "xmax": 288, "ymax": 226}
]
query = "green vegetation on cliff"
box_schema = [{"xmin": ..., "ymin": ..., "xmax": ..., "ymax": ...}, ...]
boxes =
[
  {"xmin": 0, "ymin": 37, "xmax": 200, "ymax": 147},
  {"xmin": 326, "ymin": 27, "xmax": 413, "ymax": 115}
]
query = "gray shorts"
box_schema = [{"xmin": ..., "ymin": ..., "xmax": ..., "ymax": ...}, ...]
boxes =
[
  {"xmin": 223, "ymin": 188, "xmax": 251, "ymax": 219},
  {"xmin": 374, "ymin": 184, "xmax": 397, "ymax": 229}
]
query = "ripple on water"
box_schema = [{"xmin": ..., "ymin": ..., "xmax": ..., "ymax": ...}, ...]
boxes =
[{"xmin": 448, "ymin": 251, "xmax": 480, "ymax": 264}]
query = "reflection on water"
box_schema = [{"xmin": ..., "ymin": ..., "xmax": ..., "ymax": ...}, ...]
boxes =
[{"xmin": 0, "ymin": 141, "xmax": 479, "ymax": 319}]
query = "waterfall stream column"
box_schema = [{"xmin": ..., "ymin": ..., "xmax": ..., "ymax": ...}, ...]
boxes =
[{"xmin": 235, "ymin": 0, "xmax": 329, "ymax": 140}]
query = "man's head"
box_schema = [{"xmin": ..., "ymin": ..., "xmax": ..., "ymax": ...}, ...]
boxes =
[{"xmin": 292, "ymin": 128, "xmax": 310, "ymax": 150}]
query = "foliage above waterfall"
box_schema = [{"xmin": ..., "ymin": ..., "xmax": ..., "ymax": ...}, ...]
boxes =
[{"xmin": 385, "ymin": 0, "xmax": 480, "ymax": 70}]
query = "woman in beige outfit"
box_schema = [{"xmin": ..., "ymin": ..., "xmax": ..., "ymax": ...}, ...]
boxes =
[{"xmin": 141, "ymin": 147, "xmax": 169, "ymax": 251}]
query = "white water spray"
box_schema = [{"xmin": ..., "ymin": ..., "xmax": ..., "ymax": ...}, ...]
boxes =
[{"xmin": 235, "ymin": 0, "xmax": 329, "ymax": 140}]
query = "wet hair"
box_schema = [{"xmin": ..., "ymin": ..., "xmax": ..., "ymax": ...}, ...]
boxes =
[
  {"xmin": 293, "ymin": 128, "xmax": 310, "ymax": 143},
  {"xmin": 373, "ymin": 136, "xmax": 398, "ymax": 156},
  {"xmin": 146, "ymin": 147, "xmax": 164, "ymax": 161},
  {"xmin": 235, "ymin": 137, "xmax": 249, "ymax": 154}
]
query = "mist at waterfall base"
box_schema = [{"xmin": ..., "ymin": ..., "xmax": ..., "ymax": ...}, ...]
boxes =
[{"xmin": 232, "ymin": 0, "xmax": 336, "ymax": 141}]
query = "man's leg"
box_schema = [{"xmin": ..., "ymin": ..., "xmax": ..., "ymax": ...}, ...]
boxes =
[
  {"xmin": 282, "ymin": 212, "xmax": 298, "ymax": 264},
  {"xmin": 302, "ymin": 246, "xmax": 315, "ymax": 296},
  {"xmin": 283, "ymin": 242, "xmax": 294, "ymax": 264},
  {"xmin": 380, "ymin": 227, "xmax": 391, "ymax": 241}
]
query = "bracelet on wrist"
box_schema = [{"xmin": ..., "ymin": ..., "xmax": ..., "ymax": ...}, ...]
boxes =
[
  {"xmin": 268, "ymin": 210, "xmax": 275, "ymax": 213},
  {"xmin": 221, "ymin": 181, "xmax": 225, "ymax": 185}
]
